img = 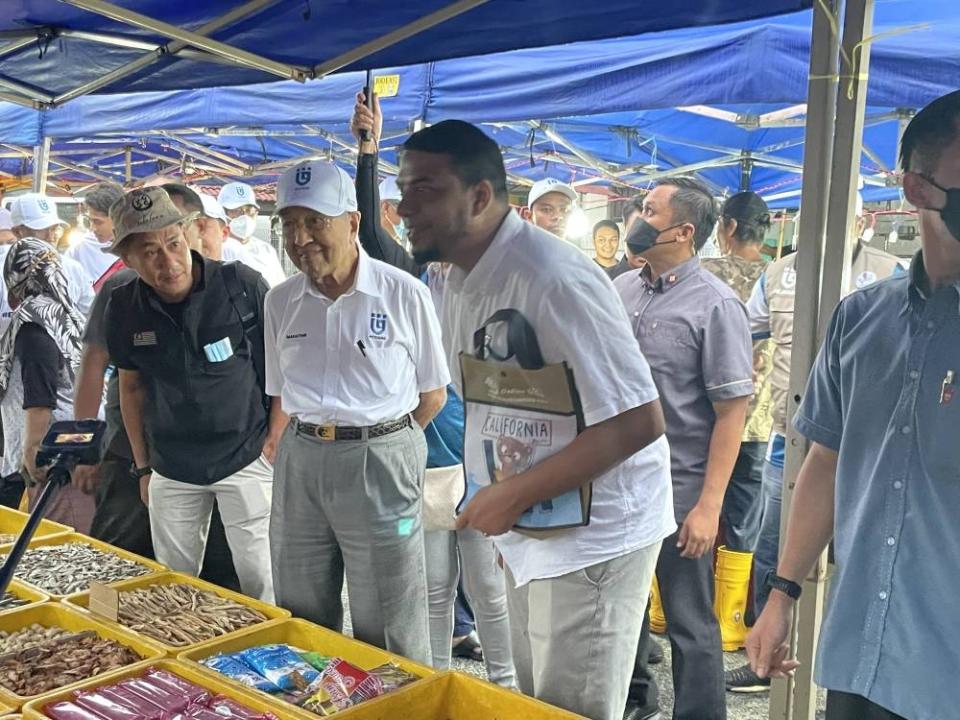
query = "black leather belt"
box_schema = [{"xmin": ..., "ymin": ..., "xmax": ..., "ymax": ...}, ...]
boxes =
[{"xmin": 294, "ymin": 415, "xmax": 412, "ymax": 441}]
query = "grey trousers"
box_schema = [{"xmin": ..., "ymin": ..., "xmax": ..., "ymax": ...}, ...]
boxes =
[
  {"xmin": 270, "ymin": 421, "xmax": 431, "ymax": 665},
  {"xmin": 505, "ymin": 542, "xmax": 661, "ymax": 720}
]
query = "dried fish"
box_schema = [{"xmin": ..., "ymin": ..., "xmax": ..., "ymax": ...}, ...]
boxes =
[{"xmin": 0, "ymin": 543, "xmax": 151, "ymax": 595}]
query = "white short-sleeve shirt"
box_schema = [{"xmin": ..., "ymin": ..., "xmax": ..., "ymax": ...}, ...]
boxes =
[
  {"xmin": 65, "ymin": 234, "xmax": 115, "ymax": 286},
  {"xmin": 223, "ymin": 236, "xmax": 286, "ymax": 288},
  {"xmin": 443, "ymin": 210, "xmax": 676, "ymax": 586},
  {"xmin": 264, "ymin": 245, "xmax": 450, "ymax": 426}
]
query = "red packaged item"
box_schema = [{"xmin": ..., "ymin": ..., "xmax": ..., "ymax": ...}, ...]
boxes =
[
  {"xmin": 323, "ymin": 659, "xmax": 384, "ymax": 704},
  {"xmin": 142, "ymin": 669, "xmax": 210, "ymax": 705},
  {"xmin": 119, "ymin": 678, "xmax": 190, "ymax": 714},
  {"xmin": 96, "ymin": 687, "xmax": 165, "ymax": 720},
  {"xmin": 74, "ymin": 690, "xmax": 150, "ymax": 720},
  {"xmin": 44, "ymin": 701, "xmax": 110, "ymax": 720}
]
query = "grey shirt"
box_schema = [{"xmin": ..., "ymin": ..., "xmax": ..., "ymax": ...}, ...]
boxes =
[{"xmin": 614, "ymin": 256, "xmax": 754, "ymax": 521}]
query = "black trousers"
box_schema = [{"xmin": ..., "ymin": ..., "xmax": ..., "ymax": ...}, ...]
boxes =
[
  {"xmin": 89, "ymin": 452, "xmax": 240, "ymax": 591},
  {"xmin": 826, "ymin": 691, "xmax": 907, "ymax": 720},
  {"xmin": 632, "ymin": 529, "xmax": 726, "ymax": 720}
]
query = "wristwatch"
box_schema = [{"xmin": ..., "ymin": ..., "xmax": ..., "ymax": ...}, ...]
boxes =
[
  {"xmin": 764, "ymin": 571, "xmax": 802, "ymax": 600},
  {"xmin": 130, "ymin": 466, "xmax": 152, "ymax": 480}
]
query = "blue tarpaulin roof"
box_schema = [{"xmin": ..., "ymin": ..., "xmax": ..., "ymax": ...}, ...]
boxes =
[
  {"xmin": 0, "ymin": 0, "xmax": 811, "ymax": 98},
  {"xmin": 0, "ymin": 0, "xmax": 953, "ymax": 202}
]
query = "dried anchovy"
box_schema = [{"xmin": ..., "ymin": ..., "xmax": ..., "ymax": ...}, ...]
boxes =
[
  {"xmin": 0, "ymin": 543, "xmax": 151, "ymax": 595},
  {"xmin": 0, "ymin": 624, "xmax": 72, "ymax": 653},
  {"xmin": 0, "ymin": 592, "xmax": 30, "ymax": 610},
  {"xmin": 117, "ymin": 583, "xmax": 268, "ymax": 646},
  {"xmin": 0, "ymin": 631, "xmax": 140, "ymax": 696}
]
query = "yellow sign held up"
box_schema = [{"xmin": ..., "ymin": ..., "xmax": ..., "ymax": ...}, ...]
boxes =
[{"xmin": 374, "ymin": 74, "xmax": 401, "ymax": 98}]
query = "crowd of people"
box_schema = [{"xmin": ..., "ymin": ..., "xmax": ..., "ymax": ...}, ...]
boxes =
[{"xmin": 0, "ymin": 87, "xmax": 956, "ymax": 720}]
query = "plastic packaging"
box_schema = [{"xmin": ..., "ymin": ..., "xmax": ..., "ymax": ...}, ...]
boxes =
[
  {"xmin": 73, "ymin": 690, "xmax": 148, "ymax": 720},
  {"xmin": 296, "ymin": 652, "xmax": 332, "ymax": 673},
  {"xmin": 367, "ymin": 662, "xmax": 419, "ymax": 694},
  {"xmin": 118, "ymin": 677, "xmax": 191, "ymax": 714},
  {"xmin": 43, "ymin": 701, "xmax": 107, "ymax": 720},
  {"xmin": 143, "ymin": 668, "xmax": 211, "ymax": 704},
  {"xmin": 238, "ymin": 645, "xmax": 319, "ymax": 692},
  {"xmin": 201, "ymin": 653, "xmax": 277, "ymax": 694}
]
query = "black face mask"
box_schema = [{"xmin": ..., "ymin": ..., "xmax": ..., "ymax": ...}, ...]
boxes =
[
  {"xmin": 625, "ymin": 219, "xmax": 686, "ymax": 255},
  {"xmin": 922, "ymin": 176, "xmax": 960, "ymax": 243}
]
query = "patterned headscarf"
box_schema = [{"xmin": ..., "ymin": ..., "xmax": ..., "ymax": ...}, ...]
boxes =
[{"xmin": 0, "ymin": 238, "xmax": 84, "ymax": 394}]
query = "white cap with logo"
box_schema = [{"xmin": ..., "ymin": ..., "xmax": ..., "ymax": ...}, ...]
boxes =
[
  {"xmin": 197, "ymin": 192, "xmax": 229, "ymax": 224},
  {"xmin": 217, "ymin": 182, "xmax": 259, "ymax": 210},
  {"xmin": 9, "ymin": 193, "xmax": 65, "ymax": 231},
  {"xmin": 379, "ymin": 176, "xmax": 402, "ymax": 202},
  {"xmin": 527, "ymin": 178, "xmax": 578, "ymax": 209},
  {"xmin": 277, "ymin": 161, "xmax": 358, "ymax": 216}
]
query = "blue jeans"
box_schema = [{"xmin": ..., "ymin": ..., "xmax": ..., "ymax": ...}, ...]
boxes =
[
  {"xmin": 721, "ymin": 441, "xmax": 766, "ymax": 552},
  {"xmin": 752, "ymin": 458, "xmax": 784, "ymax": 615}
]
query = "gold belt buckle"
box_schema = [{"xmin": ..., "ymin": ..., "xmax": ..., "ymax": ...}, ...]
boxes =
[{"xmin": 315, "ymin": 424, "xmax": 336, "ymax": 441}]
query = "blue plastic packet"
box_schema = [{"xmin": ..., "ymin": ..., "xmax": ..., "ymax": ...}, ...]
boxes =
[
  {"xmin": 238, "ymin": 644, "xmax": 320, "ymax": 693},
  {"xmin": 202, "ymin": 653, "xmax": 278, "ymax": 693}
]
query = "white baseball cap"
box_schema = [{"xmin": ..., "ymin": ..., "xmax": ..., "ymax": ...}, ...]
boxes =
[
  {"xmin": 0, "ymin": 208, "xmax": 12, "ymax": 231},
  {"xmin": 277, "ymin": 161, "xmax": 358, "ymax": 216},
  {"xmin": 217, "ymin": 182, "xmax": 259, "ymax": 210},
  {"xmin": 379, "ymin": 176, "xmax": 402, "ymax": 202},
  {"xmin": 9, "ymin": 193, "xmax": 65, "ymax": 230},
  {"xmin": 527, "ymin": 178, "xmax": 578, "ymax": 209},
  {"xmin": 197, "ymin": 192, "xmax": 229, "ymax": 224}
]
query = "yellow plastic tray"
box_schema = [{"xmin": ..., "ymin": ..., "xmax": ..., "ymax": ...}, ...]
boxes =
[
  {"xmin": 0, "ymin": 604, "xmax": 167, "ymax": 708},
  {"xmin": 21, "ymin": 659, "xmax": 305, "ymax": 720},
  {"xmin": 64, "ymin": 571, "xmax": 291, "ymax": 655},
  {"xmin": 2, "ymin": 533, "xmax": 165, "ymax": 599},
  {"xmin": 179, "ymin": 618, "xmax": 434, "ymax": 717},
  {"xmin": 343, "ymin": 671, "xmax": 587, "ymax": 719},
  {"xmin": 0, "ymin": 507, "xmax": 72, "ymax": 553},
  {"xmin": 0, "ymin": 582, "xmax": 48, "ymax": 618}
]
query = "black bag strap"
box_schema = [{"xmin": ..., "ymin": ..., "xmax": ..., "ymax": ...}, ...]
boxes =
[
  {"xmin": 222, "ymin": 262, "xmax": 267, "ymax": 401},
  {"xmin": 472, "ymin": 309, "xmax": 545, "ymax": 370}
]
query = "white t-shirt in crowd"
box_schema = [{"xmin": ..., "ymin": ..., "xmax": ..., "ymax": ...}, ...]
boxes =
[
  {"xmin": 442, "ymin": 210, "xmax": 676, "ymax": 587},
  {"xmin": 264, "ymin": 245, "xmax": 450, "ymax": 426},
  {"xmin": 65, "ymin": 234, "xmax": 115, "ymax": 285},
  {"xmin": 222, "ymin": 236, "xmax": 286, "ymax": 287},
  {"xmin": 60, "ymin": 254, "xmax": 95, "ymax": 317}
]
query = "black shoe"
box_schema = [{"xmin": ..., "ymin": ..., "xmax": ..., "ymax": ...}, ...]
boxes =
[
  {"xmin": 647, "ymin": 641, "xmax": 663, "ymax": 665},
  {"xmin": 623, "ymin": 701, "xmax": 662, "ymax": 720},
  {"xmin": 725, "ymin": 663, "xmax": 771, "ymax": 693}
]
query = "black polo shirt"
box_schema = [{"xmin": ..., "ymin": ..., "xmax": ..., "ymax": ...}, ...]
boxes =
[{"xmin": 104, "ymin": 252, "xmax": 270, "ymax": 485}]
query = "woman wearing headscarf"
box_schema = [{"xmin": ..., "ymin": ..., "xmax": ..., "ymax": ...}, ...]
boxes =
[{"xmin": 0, "ymin": 237, "xmax": 96, "ymax": 531}]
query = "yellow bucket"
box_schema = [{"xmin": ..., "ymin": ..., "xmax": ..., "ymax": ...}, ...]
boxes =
[
  {"xmin": 0, "ymin": 581, "xmax": 48, "ymax": 618},
  {"xmin": 0, "ymin": 603, "xmax": 166, "ymax": 708},
  {"xmin": 21, "ymin": 659, "xmax": 300, "ymax": 720},
  {"xmin": 343, "ymin": 672, "xmax": 587, "ymax": 719},
  {"xmin": 64, "ymin": 570, "xmax": 291, "ymax": 655},
  {"xmin": 0, "ymin": 507, "xmax": 71, "ymax": 553}
]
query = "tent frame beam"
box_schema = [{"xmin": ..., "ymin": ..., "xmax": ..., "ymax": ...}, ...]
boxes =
[{"xmin": 52, "ymin": 0, "xmax": 286, "ymax": 106}]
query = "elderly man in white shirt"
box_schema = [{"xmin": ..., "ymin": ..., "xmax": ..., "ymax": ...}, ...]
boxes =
[
  {"xmin": 397, "ymin": 120, "xmax": 676, "ymax": 720},
  {"xmin": 218, "ymin": 182, "xmax": 286, "ymax": 287},
  {"xmin": 264, "ymin": 161, "xmax": 450, "ymax": 666}
]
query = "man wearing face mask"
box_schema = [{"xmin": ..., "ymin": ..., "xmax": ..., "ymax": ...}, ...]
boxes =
[
  {"xmin": 218, "ymin": 182, "xmax": 286, "ymax": 287},
  {"xmin": 747, "ymin": 89, "xmax": 960, "ymax": 720},
  {"xmin": 379, "ymin": 176, "xmax": 406, "ymax": 245},
  {"xmin": 265, "ymin": 161, "xmax": 449, "ymax": 664},
  {"xmin": 614, "ymin": 177, "xmax": 754, "ymax": 720}
]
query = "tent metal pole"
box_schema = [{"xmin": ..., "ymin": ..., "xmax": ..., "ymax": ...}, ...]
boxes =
[
  {"xmin": 61, "ymin": 0, "xmax": 309, "ymax": 81},
  {"xmin": 0, "ymin": 90, "xmax": 39, "ymax": 108},
  {"xmin": 861, "ymin": 142, "xmax": 890, "ymax": 174},
  {"xmin": 161, "ymin": 134, "xmax": 252, "ymax": 172},
  {"xmin": 31, "ymin": 138, "xmax": 52, "ymax": 192},
  {"xmin": 0, "ymin": 77, "xmax": 54, "ymax": 104},
  {"xmin": 52, "ymin": 0, "xmax": 284, "ymax": 105},
  {"xmin": 313, "ymin": 0, "xmax": 490, "ymax": 77},
  {"xmin": 125, "ymin": 147, "xmax": 133, "ymax": 182},
  {"xmin": 0, "ymin": 36, "xmax": 38, "ymax": 61}
]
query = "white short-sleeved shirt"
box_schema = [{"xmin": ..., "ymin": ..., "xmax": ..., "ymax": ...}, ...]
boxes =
[
  {"xmin": 60, "ymin": 254, "xmax": 94, "ymax": 317},
  {"xmin": 222, "ymin": 236, "xmax": 286, "ymax": 287},
  {"xmin": 264, "ymin": 245, "xmax": 450, "ymax": 426},
  {"xmin": 65, "ymin": 234, "xmax": 115, "ymax": 286},
  {"xmin": 443, "ymin": 211, "xmax": 676, "ymax": 587}
]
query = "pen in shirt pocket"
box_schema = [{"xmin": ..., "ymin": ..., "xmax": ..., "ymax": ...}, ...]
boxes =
[{"xmin": 357, "ymin": 340, "xmax": 367, "ymax": 358}]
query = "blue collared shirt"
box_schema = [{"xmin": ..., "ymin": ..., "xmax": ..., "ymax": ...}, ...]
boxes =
[{"xmin": 794, "ymin": 254, "xmax": 960, "ymax": 720}]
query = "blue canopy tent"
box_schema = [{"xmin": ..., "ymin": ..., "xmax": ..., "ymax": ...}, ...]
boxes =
[
  {"xmin": 0, "ymin": 0, "xmax": 811, "ymax": 108},
  {"xmin": 1, "ymin": 0, "xmax": 951, "ymax": 203}
]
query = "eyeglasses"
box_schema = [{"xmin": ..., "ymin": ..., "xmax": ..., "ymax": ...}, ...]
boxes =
[{"xmin": 278, "ymin": 213, "xmax": 335, "ymax": 239}]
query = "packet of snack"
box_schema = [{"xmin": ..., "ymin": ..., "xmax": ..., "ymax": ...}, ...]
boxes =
[
  {"xmin": 239, "ymin": 645, "xmax": 319, "ymax": 693},
  {"xmin": 367, "ymin": 663, "xmax": 419, "ymax": 693},
  {"xmin": 202, "ymin": 653, "xmax": 277, "ymax": 693},
  {"xmin": 297, "ymin": 651, "xmax": 333, "ymax": 672}
]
